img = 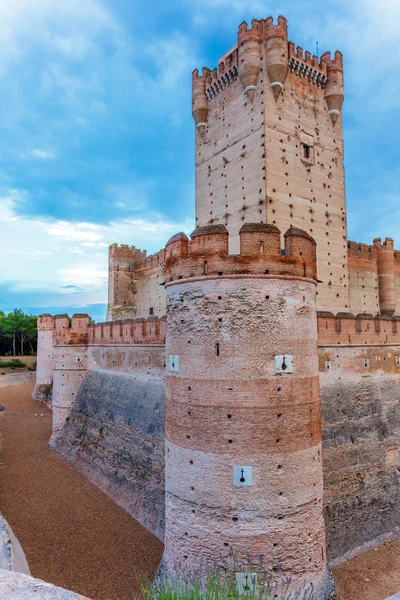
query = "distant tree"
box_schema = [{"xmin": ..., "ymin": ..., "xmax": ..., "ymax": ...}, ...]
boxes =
[{"xmin": 0, "ymin": 310, "xmax": 38, "ymax": 356}]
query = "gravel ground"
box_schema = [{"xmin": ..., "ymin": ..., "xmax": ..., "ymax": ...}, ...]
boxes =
[
  {"xmin": 333, "ymin": 540, "xmax": 400, "ymax": 600},
  {"xmin": 0, "ymin": 384, "xmax": 164, "ymax": 600}
]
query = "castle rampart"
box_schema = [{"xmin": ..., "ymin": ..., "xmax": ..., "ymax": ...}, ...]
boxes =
[{"xmin": 317, "ymin": 313, "xmax": 400, "ymax": 347}]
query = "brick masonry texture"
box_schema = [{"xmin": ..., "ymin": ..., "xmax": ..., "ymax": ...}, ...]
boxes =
[{"xmin": 51, "ymin": 369, "xmax": 165, "ymax": 541}]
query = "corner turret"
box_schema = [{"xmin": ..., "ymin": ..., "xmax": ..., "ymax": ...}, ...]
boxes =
[
  {"xmin": 373, "ymin": 237, "xmax": 396, "ymax": 316},
  {"xmin": 33, "ymin": 314, "xmax": 55, "ymax": 401},
  {"xmin": 264, "ymin": 16, "xmax": 289, "ymax": 100},
  {"xmin": 192, "ymin": 68, "xmax": 210, "ymax": 135},
  {"xmin": 320, "ymin": 50, "xmax": 344, "ymax": 125},
  {"xmin": 238, "ymin": 20, "xmax": 262, "ymax": 101}
]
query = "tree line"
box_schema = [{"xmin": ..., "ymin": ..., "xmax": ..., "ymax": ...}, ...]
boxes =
[{"xmin": 0, "ymin": 309, "xmax": 37, "ymax": 356}]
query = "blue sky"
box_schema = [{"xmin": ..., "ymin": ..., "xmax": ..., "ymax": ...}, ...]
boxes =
[{"xmin": 0, "ymin": 0, "xmax": 399, "ymax": 322}]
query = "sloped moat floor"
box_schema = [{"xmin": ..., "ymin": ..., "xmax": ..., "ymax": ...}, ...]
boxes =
[
  {"xmin": 0, "ymin": 384, "xmax": 164, "ymax": 600},
  {"xmin": 334, "ymin": 540, "xmax": 400, "ymax": 600}
]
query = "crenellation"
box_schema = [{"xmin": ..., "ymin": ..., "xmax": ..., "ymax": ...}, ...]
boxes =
[
  {"xmin": 317, "ymin": 312, "xmax": 400, "ymax": 346},
  {"xmin": 165, "ymin": 224, "xmax": 317, "ymax": 283},
  {"xmin": 88, "ymin": 316, "xmax": 166, "ymax": 346}
]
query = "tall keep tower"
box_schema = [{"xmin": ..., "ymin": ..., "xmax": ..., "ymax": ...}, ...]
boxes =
[
  {"xmin": 193, "ymin": 17, "xmax": 347, "ymax": 312},
  {"xmin": 163, "ymin": 224, "xmax": 332, "ymax": 597}
]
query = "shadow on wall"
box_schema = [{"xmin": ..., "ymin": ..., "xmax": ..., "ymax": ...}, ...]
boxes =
[{"xmin": 51, "ymin": 369, "xmax": 165, "ymax": 541}]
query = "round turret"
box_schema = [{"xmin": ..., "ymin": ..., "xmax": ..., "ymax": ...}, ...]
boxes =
[
  {"xmin": 163, "ymin": 225, "xmax": 332, "ymax": 597},
  {"xmin": 320, "ymin": 51, "xmax": 344, "ymax": 125},
  {"xmin": 264, "ymin": 16, "xmax": 289, "ymax": 100},
  {"xmin": 373, "ymin": 238, "xmax": 396, "ymax": 316},
  {"xmin": 192, "ymin": 68, "xmax": 210, "ymax": 135},
  {"xmin": 238, "ymin": 20, "xmax": 262, "ymax": 101},
  {"xmin": 33, "ymin": 314, "xmax": 55, "ymax": 401}
]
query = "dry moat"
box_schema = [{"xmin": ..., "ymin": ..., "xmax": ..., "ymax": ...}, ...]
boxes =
[{"xmin": 0, "ymin": 383, "xmax": 163, "ymax": 600}]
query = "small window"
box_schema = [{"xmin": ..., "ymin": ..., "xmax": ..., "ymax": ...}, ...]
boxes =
[
  {"xmin": 303, "ymin": 144, "xmax": 311, "ymax": 159},
  {"xmin": 149, "ymin": 307, "xmax": 154, "ymax": 315}
]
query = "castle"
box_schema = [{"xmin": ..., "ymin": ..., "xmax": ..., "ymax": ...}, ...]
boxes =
[{"xmin": 34, "ymin": 16, "xmax": 400, "ymax": 599}]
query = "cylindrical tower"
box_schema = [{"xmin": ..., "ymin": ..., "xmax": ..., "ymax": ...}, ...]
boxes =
[
  {"xmin": 238, "ymin": 20, "xmax": 262, "ymax": 101},
  {"xmin": 374, "ymin": 237, "xmax": 396, "ymax": 316},
  {"xmin": 33, "ymin": 314, "xmax": 54, "ymax": 401},
  {"xmin": 320, "ymin": 50, "xmax": 344, "ymax": 125},
  {"xmin": 264, "ymin": 16, "xmax": 289, "ymax": 100},
  {"xmin": 192, "ymin": 68, "xmax": 210, "ymax": 135},
  {"xmin": 164, "ymin": 224, "xmax": 331, "ymax": 597},
  {"xmin": 51, "ymin": 314, "xmax": 89, "ymax": 438}
]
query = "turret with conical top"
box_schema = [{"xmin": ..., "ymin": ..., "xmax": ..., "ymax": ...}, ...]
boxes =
[
  {"xmin": 320, "ymin": 50, "xmax": 344, "ymax": 125},
  {"xmin": 238, "ymin": 19, "xmax": 262, "ymax": 101},
  {"xmin": 264, "ymin": 16, "xmax": 288, "ymax": 100}
]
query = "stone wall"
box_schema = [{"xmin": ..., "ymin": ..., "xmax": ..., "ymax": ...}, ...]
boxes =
[
  {"xmin": 319, "ymin": 342, "xmax": 400, "ymax": 564},
  {"xmin": 0, "ymin": 372, "xmax": 36, "ymax": 388},
  {"xmin": 51, "ymin": 368, "xmax": 165, "ymax": 541}
]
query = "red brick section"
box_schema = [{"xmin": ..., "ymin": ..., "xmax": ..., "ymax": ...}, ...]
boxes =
[
  {"xmin": 317, "ymin": 313, "xmax": 400, "ymax": 346},
  {"xmin": 320, "ymin": 50, "xmax": 344, "ymax": 123},
  {"xmin": 88, "ymin": 316, "xmax": 166, "ymax": 345},
  {"xmin": 163, "ymin": 224, "xmax": 331, "ymax": 597},
  {"xmin": 165, "ymin": 224, "xmax": 317, "ymax": 282},
  {"xmin": 53, "ymin": 314, "xmax": 89, "ymax": 346},
  {"xmin": 374, "ymin": 238, "xmax": 396, "ymax": 315}
]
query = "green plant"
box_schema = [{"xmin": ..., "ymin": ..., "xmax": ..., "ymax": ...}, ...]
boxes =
[
  {"xmin": 138, "ymin": 551, "xmax": 315, "ymax": 600},
  {"xmin": 0, "ymin": 359, "xmax": 25, "ymax": 368}
]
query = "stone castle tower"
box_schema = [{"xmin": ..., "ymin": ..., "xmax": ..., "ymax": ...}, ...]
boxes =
[
  {"xmin": 193, "ymin": 17, "xmax": 347, "ymax": 313},
  {"xmin": 163, "ymin": 224, "xmax": 332, "ymax": 596}
]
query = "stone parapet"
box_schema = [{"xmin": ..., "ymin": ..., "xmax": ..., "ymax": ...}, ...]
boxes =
[
  {"xmin": 165, "ymin": 224, "xmax": 317, "ymax": 282},
  {"xmin": 318, "ymin": 312, "xmax": 400, "ymax": 346},
  {"xmin": 88, "ymin": 316, "xmax": 166, "ymax": 345}
]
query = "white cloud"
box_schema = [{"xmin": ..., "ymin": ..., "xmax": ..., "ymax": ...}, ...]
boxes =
[
  {"xmin": 47, "ymin": 222, "xmax": 103, "ymax": 242},
  {"xmin": 31, "ymin": 149, "xmax": 55, "ymax": 160},
  {"xmin": 0, "ymin": 195, "xmax": 192, "ymax": 305}
]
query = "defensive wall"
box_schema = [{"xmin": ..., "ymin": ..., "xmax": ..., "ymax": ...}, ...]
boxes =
[
  {"xmin": 35, "ymin": 224, "xmax": 400, "ymax": 596},
  {"xmin": 106, "ymin": 237, "xmax": 400, "ymax": 327}
]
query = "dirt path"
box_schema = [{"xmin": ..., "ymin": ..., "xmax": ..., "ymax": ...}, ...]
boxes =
[
  {"xmin": 0, "ymin": 384, "xmax": 164, "ymax": 600},
  {"xmin": 333, "ymin": 541, "xmax": 400, "ymax": 600}
]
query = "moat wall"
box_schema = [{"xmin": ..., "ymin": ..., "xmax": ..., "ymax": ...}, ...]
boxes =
[
  {"xmin": 320, "ymin": 345, "xmax": 400, "ymax": 564},
  {"xmin": 50, "ymin": 341, "xmax": 400, "ymax": 563},
  {"xmin": 51, "ymin": 368, "xmax": 165, "ymax": 541}
]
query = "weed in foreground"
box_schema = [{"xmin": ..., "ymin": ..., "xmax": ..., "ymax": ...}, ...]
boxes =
[{"xmin": 137, "ymin": 550, "xmax": 315, "ymax": 600}]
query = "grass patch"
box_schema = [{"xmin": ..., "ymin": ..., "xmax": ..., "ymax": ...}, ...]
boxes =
[
  {"xmin": 0, "ymin": 359, "xmax": 25, "ymax": 368},
  {"xmin": 139, "ymin": 552, "xmax": 317, "ymax": 600}
]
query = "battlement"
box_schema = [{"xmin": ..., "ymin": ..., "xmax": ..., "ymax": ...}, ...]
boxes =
[
  {"xmin": 288, "ymin": 41, "xmax": 327, "ymax": 87},
  {"xmin": 320, "ymin": 50, "xmax": 343, "ymax": 72},
  {"xmin": 37, "ymin": 314, "xmax": 55, "ymax": 330},
  {"xmin": 136, "ymin": 248, "xmax": 166, "ymax": 271},
  {"xmin": 109, "ymin": 243, "xmax": 146, "ymax": 261},
  {"xmin": 347, "ymin": 241, "xmax": 377, "ymax": 260},
  {"xmin": 165, "ymin": 223, "xmax": 317, "ymax": 282},
  {"xmin": 53, "ymin": 313, "xmax": 90, "ymax": 346},
  {"xmin": 88, "ymin": 315, "xmax": 166, "ymax": 345},
  {"xmin": 373, "ymin": 237, "xmax": 394, "ymax": 250},
  {"xmin": 238, "ymin": 16, "xmax": 288, "ymax": 41},
  {"xmin": 318, "ymin": 312, "xmax": 400, "ymax": 346}
]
